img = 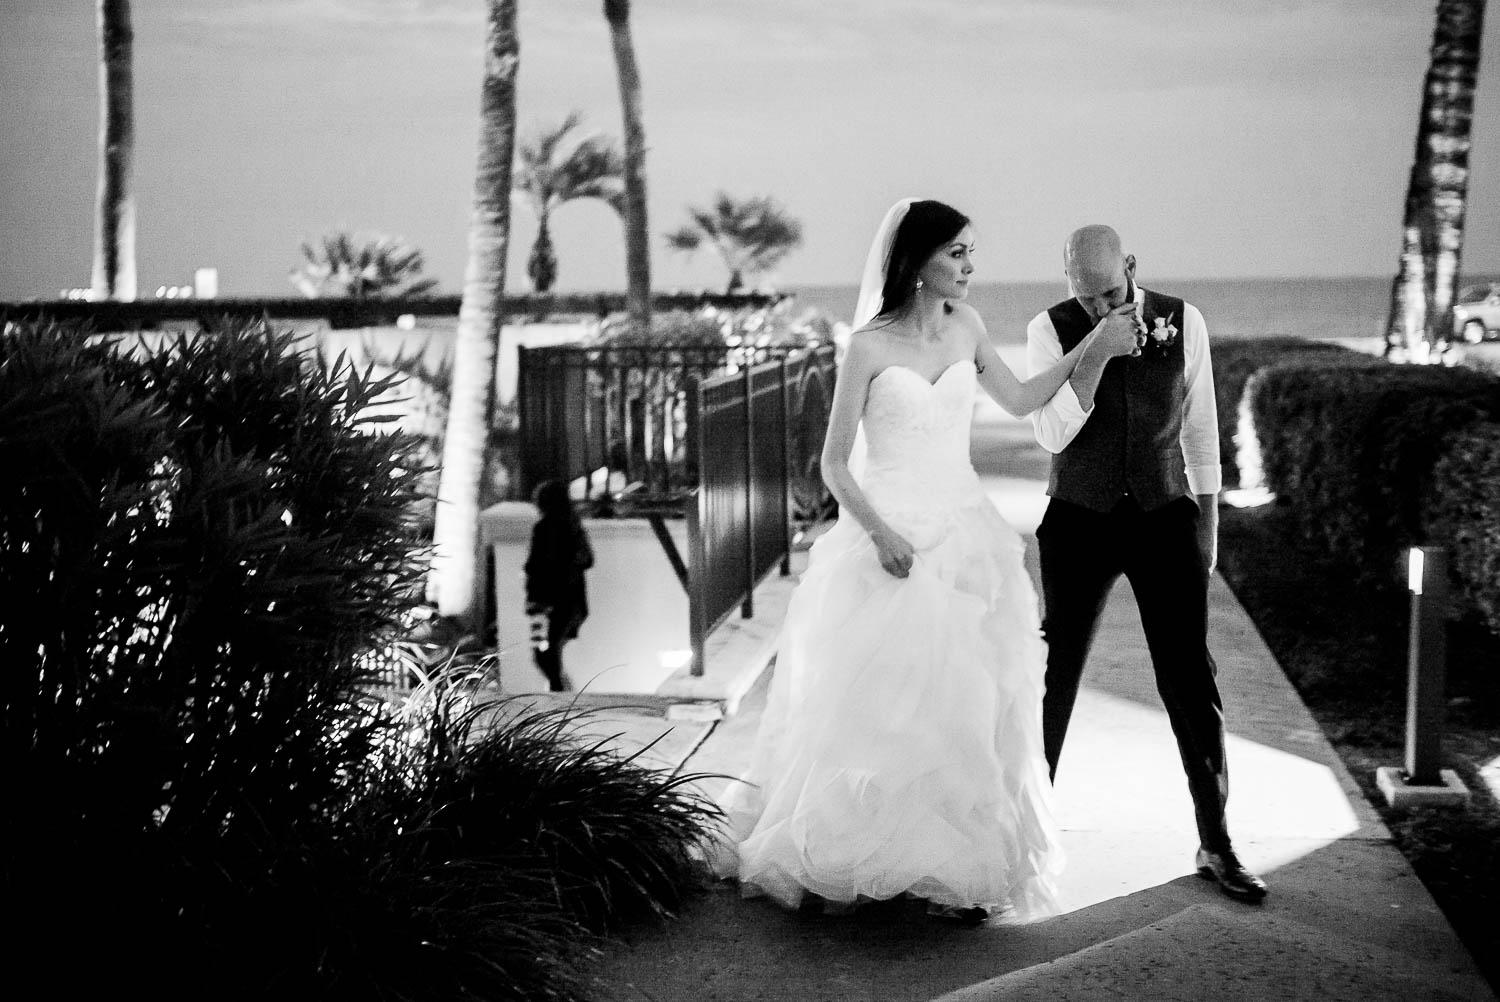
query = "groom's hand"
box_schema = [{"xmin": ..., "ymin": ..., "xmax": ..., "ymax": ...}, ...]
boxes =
[{"xmin": 1195, "ymin": 494, "xmax": 1219, "ymax": 575}]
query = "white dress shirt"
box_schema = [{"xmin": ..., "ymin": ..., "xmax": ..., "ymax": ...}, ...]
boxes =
[{"xmin": 1026, "ymin": 287, "xmax": 1222, "ymax": 497}]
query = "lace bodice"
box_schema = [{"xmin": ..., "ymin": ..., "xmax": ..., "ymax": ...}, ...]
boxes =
[{"xmin": 859, "ymin": 359, "xmax": 983, "ymax": 539}]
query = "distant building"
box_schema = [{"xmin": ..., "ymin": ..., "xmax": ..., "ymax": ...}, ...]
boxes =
[{"xmin": 194, "ymin": 268, "xmax": 218, "ymax": 299}]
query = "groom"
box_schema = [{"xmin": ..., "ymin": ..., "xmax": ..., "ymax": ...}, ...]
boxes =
[{"xmin": 1026, "ymin": 224, "xmax": 1267, "ymax": 902}]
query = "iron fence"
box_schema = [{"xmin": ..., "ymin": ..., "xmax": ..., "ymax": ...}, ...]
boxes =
[
  {"xmin": 516, "ymin": 342, "xmax": 810, "ymax": 505},
  {"xmin": 686, "ymin": 347, "xmax": 836, "ymax": 674},
  {"xmin": 515, "ymin": 339, "xmax": 836, "ymax": 677}
]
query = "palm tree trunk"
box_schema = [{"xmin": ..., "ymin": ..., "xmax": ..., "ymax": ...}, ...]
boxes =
[
  {"xmin": 92, "ymin": 0, "xmax": 136, "ymax": 302},
  {"xmin": 1385, "ymin": 0, "xmax": 1486, "ymax": 363},
  {"xmin": 428, "ymin": 0, "xmax": 520, "ymax": 629},
  {"xmin": 604, "ymin": 0, "xmax": 651, "ymax": 334}
]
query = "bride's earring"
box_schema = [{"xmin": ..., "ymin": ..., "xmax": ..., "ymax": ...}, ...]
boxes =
[{"xmin": 915, "ymin": 278, "xmax": 924, "ymax": 290}]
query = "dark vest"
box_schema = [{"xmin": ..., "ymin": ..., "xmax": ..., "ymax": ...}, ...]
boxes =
[{"xmin": 1046, "ymin": 289, "xmax": 1189, "ymax": 512}]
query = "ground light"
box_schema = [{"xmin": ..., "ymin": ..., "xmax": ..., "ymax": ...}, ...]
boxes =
[{"xmin": 1374, "ymin": 546, "xmax": 1470, "ymax": 808}]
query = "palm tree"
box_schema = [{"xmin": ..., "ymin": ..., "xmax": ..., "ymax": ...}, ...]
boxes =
[
  {"xmin": 288, "ymin": 231, "xmax": 439, "ymax": 298},
  {"xmin": 666, "ymin": 193, "xmax": 804, "ymax": 294},
  {"xmin": 427, "ymin": 0, "xmax": 520, "ymax": 631},
  {"xmin": 604, "ymin": 0, "xmax": 652, "ymax": 334},
  {"xmin": 514, "ymin": 113, "xmax": 624, "ymax": 293},
  {"xmin": 91, "ymin": 0, "xmax": 136, "ymax": 301},
  {"xmin": 1385, "ymin": 0, "xmax": 1487, "ymax": 364}
]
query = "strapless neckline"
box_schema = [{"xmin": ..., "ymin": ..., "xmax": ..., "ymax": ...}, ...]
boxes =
[{"xmin": 871, "ymin": 358, "xmax": 974, "ymax": 389}]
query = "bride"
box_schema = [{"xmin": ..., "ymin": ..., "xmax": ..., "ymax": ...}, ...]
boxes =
[{"xmin": 710, "ymin": 198, "xmax": 1140, "ymax": 922}]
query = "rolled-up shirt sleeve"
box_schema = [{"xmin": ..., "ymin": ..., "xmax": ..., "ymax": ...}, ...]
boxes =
[
  {"xmin": 1027, "ymin": 311, "xmax": 1092, "ymax": 454},
  {"xmin": 1180, "ymin": 303, "xmax": 1222, "ymax": 496}
]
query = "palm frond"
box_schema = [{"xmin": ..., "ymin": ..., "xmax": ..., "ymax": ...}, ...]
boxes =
[
  {"xmin": 515, "ymin": 113, "xmax": 623, "ymax": 217},
  {"xmin": 522, "ymin": 110, "xmax": 585, "ymax": 172},
  {"xmin": 664, "ymin": 226, "xmax": 702, "ymax": 251},
  {"xmin": 288, "ymin": 230, "xmax": 439, "ymax": 299},
  {"xmin": 666, "ymin": 192, "xmax": 804, "ymax": 287},
  {"xmin": 554, "ymin": 136, "xmax": 626, "ymax": 213}
]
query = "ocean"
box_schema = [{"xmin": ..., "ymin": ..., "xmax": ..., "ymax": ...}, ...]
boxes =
[{"xmin": 785, "ymin": 275, "xmax": 1500, "ymax": 347}]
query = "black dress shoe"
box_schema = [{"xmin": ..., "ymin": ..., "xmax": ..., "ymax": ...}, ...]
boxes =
[
  {"xmin": 1195, "ymin": 847, "xmax": 1268, "ymax": 902},
  {"xmin": 926, "ymin": 902, "xmax": 989, "ymax": 926}
]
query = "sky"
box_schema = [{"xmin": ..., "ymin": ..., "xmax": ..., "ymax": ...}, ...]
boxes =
[{"xmin": 2, "ymin": 0, "xmax": 1498, "ymax": 300}]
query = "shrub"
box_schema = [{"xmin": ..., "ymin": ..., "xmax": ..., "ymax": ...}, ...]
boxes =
[
  {"xmin": 1247, "ymin": 358, "xmax": 1500, "ymax": 586},
  {"xmin": 164, "ymin": 683, "xmax": 601, "ymax": 1001},
  {"xmin": 1, "ymin": 316, "xmax": 427, "ymax": 992},
  {"xmin": 3, "ymin": 318, "xmax": 723, "ymax": 999},
  {"xmin": 1427, "ymin": 423, "xmax": 1500, "ymax": 636},
  {"xmin": 1208, "ymin": 337, "xmax": 1368, "ymax": 489},
  {"xmin": 373, "ymin": 674, "xmax": 724, "ymax": 932},
  {"xmin": 271, "ymin": 671, "xmax": 725, "ymax": 1001},
  {"xmin": 361, "ymin": 342, "xmax": 518, "ymax": 520},
  {"xmin": 594, "ymin": 299, "xmax": 832, "ymax": 352},
  {"xmin": 596, "ymin": 307, "xmax": 729, "ymax": 347}
]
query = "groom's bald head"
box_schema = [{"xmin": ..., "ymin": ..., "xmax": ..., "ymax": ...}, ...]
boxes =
[{"xmin": 1064, "ymin": 225, "xmax": 1136, "ymax": 320}]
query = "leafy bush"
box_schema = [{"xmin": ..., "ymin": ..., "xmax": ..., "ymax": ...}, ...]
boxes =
[
  {"xmin": 2, "ymin": 318, "xmax": 724, "ymax": 999},
  {"xmin": 596, "ymin": 307, "xmax": 729, "ymax": 347},
  {"xmin": 1208, "ymin": 337, "xmax": 1369, "ymax": 488},
  {"xmin": 1247, "ymin": 358, "xmax": 1500, "ymax": 586},
  {"xmin": 13, "ymin": 318, "xmax": 427, "ymax": 847},
  {"xmin": 1427, "ymin": 423, "xmax": 1500, "ymax": 635},
  {"xmin": 361, "ymin": 341, "xmax": 518, "ymax": 521},
  {"xmin": 595, "ymin": 299, "xmax": 832, "ymax": 352},
  {"xmin": 0, "ymin": 316, "xmax": 417, "ymax": 991}
]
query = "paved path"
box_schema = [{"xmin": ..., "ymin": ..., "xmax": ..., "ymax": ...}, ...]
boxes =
[{"xmin": 587, "ymin": 351, "xmax": 1494, "ymax": 1002}]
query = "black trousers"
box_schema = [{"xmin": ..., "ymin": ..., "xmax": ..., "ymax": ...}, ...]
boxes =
[
  {"xmin": 532, "ymin": 616, "xmax": 570, "ymax": 692},
  {"xmin": 1037, "ymin": 495, "xmax": 1231, "ymax": 852}
]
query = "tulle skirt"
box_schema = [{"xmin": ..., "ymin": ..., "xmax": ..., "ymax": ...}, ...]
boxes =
[{"xmin": 710, "ymin": 486, "xmax": 1065, "ymax": 922}]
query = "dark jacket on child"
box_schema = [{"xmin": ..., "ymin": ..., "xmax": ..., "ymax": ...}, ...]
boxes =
[{"xmin": 524, "ymin": 515, "xmax": 594, "ymax": 639}]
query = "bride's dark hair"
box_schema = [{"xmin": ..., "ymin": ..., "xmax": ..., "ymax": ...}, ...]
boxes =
[{"xmin": 877, "ymin": 199, "xmax": 970, "ymax": 319}]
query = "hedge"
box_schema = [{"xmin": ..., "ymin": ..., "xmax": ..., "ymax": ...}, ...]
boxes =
[
  {"xmin": 1246, "ymin": 358, "xmax": 1500, "ymax": 588},
  {"xmin": 0, "ymin": 290, "xmax": 786, "ymax": 331},
  {"xmin": 1208, "ymin": 337, "xmax": 1375, "ymax": 490},
  {"xmin": 1427, "ymin": 422, "xmax": 1500, "ymax": 636}
]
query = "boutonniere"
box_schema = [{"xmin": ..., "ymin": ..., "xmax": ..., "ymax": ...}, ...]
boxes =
[{"xmin": 1145, "ymin": 312, "xmax": 1179, "ymax": 353}]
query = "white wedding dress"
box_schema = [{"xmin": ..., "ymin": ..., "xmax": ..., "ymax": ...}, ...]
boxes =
[{"xmin": 712, "ymin": 358, "xmax": 1064, "ymax": 921}]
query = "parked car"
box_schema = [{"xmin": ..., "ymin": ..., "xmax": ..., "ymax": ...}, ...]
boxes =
[{"xmin": 1454, "ymin": 282, "xmax": 1500, "ymax": 342}]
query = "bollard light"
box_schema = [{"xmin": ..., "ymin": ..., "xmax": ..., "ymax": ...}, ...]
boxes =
[
  {"xmin": 1408, "ymin": 547, "xmax": 1425, "ymax": 595},
  {"xmin": 1376, "ymin": 547, "xmax": 1469, "ymax": 808},
  {"xmin": 1405, "ymin": 546, "xmax": 1447, "ymax": 785}
]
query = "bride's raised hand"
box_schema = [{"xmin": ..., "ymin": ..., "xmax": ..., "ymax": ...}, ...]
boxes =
[
  {"xmin": 1089, "ymin": 302, "xmax": 1144, "ymax": 359},
  {"xmin": 872, "ymin": 526, "xmax": 916, "ymax": 579}
]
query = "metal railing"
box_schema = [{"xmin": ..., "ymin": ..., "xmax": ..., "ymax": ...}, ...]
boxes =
[
  {"xmin": 516, "ymin": 338, "xmax": 837, "ymax": 678},
  {"xmin": 516, "ymin": 342, "xmax": 812, "ymax": 505},
  {"xmin": 685, "ymin": 347, "xmax": 836, "ymax": 674}
]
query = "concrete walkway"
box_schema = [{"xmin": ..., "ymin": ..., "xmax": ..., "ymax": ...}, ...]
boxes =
[{"xmin": 585, "ymin": 352, "xmax": 1494, "ymax": 1002}]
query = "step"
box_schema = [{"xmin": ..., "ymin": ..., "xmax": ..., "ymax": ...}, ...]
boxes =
[{"xmin": 928, "ymin": 902, "xmax": 1491, "ymax": 1002}]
